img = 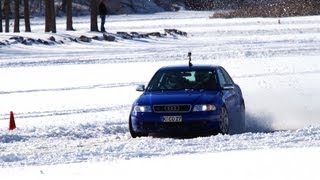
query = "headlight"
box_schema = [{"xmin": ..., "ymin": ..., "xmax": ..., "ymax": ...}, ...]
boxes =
[
  {"xmin": 134, "ymin": 105, "xmax": 152, "ymax": 113},
  {"xmin": 193, "ymin": 104, "xmax": 216, "ymax": 112}
]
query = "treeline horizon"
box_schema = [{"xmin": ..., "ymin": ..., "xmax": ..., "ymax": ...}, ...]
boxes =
[{"xmin": 1, "ymin": 0, "xmax": 319, "ymax": 33}]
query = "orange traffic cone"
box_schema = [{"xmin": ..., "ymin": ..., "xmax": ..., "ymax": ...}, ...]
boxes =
[{"xmin": 9, "ymin": 111, "xmax": 16, "ymax": 130}]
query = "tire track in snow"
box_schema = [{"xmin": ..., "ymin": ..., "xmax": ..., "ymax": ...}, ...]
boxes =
[
  {"xmin": 234, "ymin": 69, "xmax": 320, "ymax": 79},
  {"xmin": 1, "ymin": 38, "xmax": 320, "ymax": 68},
  {"xmin": 1, "ymin": 125, "xmax": 320, "ymax": 167},
  {"xmin": 0, "ymin": 82, "xmax": 145, "ymax": 95},
  {"xmin": 1, "ymin": 69, "xmax": 319, "ymax": 95},
  {"xmin": 0, "ymin": 105, "xmax": 131, "ymax": 121}
]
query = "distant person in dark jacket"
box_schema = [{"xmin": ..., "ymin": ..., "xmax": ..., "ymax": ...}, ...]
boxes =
[{"xmin": 99, "ymin": 0, "xmax": 108, "ymax": 32}]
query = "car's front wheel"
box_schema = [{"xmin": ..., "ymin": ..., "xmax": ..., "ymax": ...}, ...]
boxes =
[
  {"xmin": 129, "ymin": 117, "xmax": 147, "ymax": 138},
  {"xmin": 218, "ymin": 107, "xmax": 229, "ymax": 135},
  {"xmin": 239, "ymin": 103, "xmax": 246, "ymax": 133}
]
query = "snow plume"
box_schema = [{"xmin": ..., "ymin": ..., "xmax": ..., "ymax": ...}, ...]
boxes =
[{"xmin": 233, "ymin": 56, "xmax": 320, "ymax": 132}]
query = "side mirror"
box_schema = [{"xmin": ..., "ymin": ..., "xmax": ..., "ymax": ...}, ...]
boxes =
[
  {"xmin": 222, "ymin": 84, "xmax": 234, "ymax": 90},
  {"xmin": 136, "ymin": 85, "xmax": 145, "ymax": 92}
]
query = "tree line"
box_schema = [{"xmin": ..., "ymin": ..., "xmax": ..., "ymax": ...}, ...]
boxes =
[{"xmin": 0, "ymin": 0, "xmax": 100, "ymax": 33}]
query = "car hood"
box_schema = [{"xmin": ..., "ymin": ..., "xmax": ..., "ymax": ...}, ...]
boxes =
[{"xmin": 136, "ymin": 90, "xmax": 220, "ymax": 105}]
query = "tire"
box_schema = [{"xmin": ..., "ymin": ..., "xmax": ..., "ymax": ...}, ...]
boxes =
[
  {"xmin": 129, "ymin": 117, "xmax": 147, "ymax": 138},
  {"xmin": 239, "ymin": 103, "xmax": 246, "ymax": 133},
  {"xmin": 218, "ymin": 107, "xmax": 229, "ymax": 135}
]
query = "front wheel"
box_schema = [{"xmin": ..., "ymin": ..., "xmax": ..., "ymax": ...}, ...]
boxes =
[
  {"xmin": 218, "ymin": 107, "xmax": 229, "ymax": 135},
  {"xmin": 239, "ymin": 103, "xmax": 246, "ymax": 133}
]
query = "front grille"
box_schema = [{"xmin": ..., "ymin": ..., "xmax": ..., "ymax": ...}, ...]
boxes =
[{"xmin": 153, "ymin": 104, "xmax": 191, "ymax": 113}]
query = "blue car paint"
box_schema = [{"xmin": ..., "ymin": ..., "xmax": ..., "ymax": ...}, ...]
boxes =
[{"xmin": 129, "ymin": 65, "xmax": 245, "ymax": 136}]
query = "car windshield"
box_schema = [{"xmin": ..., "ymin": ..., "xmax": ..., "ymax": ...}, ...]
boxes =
[{"xmin": 146, "ymin": 69, "xmax": 219, "ymax": 91}]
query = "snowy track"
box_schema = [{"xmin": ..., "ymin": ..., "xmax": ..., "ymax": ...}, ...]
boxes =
[
  {"xmin": 1, "ymin": 11, "xmax": 320, "ymax": 167},
  {"xmin": 2, "ymin": 121, "xmax": 320, "ymax": 167}
]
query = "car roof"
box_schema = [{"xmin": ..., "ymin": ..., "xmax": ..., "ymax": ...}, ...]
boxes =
[{"xmin": 158, "ymin": 64, "xmax": 221, "ymax": 71}]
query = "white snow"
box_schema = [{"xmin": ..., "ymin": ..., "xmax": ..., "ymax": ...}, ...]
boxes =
[
  {"xmin": 2, "ymin": 147, "xmax": 320, "ymax": 179},
  {"xmin": 1, "ymin": 10, "xmax": 320, "ymax": 179}
]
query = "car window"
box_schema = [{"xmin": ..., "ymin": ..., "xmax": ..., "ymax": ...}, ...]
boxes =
[
  {"xmin": 217, "ymin": 69, "xmax": 226, "ymax": 86},
  {"xmin": 146, "ymin": 69, "xmax": 218, "ymax": 91},
  {"xmin": 220, "ymin": 67, "xmax": 234, "ymax": 84},
  {"xmin": 217, "ymin": 68, "xmax": 233, "ymax": 87}
]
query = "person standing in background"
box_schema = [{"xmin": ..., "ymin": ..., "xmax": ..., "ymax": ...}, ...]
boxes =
[{"xmin": 99, "ymin": 0, "xmax": 108, "ymax": 32}]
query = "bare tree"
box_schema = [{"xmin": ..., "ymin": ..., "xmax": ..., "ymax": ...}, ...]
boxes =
[
  {"xmin": 45, "ymin": 0, "xmax": 51, "ymax": 32},
  {"xmin": 0, "ymin": 0, "xmax": 2, "ymax": 32},
  {"xmin": 50, "ymin": 0, "xmax": 56, "ymax": 33},
  {"xmin": 4, "ymin": 0, "xmax": 9, "ymax": 32},
  {"xmin": 14, "ymin": 0, "xmax": 20, "ymax": 32},
  {"xmin": 66, "ymin": 0, "xmax": 74, "ymax": 30},
  {"xmin": 24, "ymin": 0, "xmax": 31, "ymax": 32},
  {"xmin": 61, "ymin": 0, "xmax": 66, "ymax": 12},
  {"xmin": 45, "ymin": 0, "xmax": 56, "ymax": 33},
  {"xmin": 90, "ymin": 0, "xmax": 98, "ymax": 32}
]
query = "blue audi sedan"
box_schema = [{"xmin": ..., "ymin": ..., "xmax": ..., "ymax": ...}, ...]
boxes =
[{"xmin": 129, "ymin": 64, "xmax": 245, "ymax": 138}]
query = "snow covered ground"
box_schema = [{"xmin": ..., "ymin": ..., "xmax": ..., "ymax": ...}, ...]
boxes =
[{"xmin": 1, "ymin": 11, "xmax": 320, "ymax": 178}]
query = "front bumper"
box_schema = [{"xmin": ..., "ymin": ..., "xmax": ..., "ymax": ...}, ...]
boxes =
[{"xmin": 131, "ymin": 111, "xmax": 220, "ymax": 134}]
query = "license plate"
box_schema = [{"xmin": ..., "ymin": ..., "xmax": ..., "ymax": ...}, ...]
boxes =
[{"xmin": 163, "ymin": 116, "xmax": 182, "ymax": 122}]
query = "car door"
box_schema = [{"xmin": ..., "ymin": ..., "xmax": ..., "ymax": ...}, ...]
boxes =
[{"xmin": 217, "ymin": 67, "xmax": 238, "ymax": 119}]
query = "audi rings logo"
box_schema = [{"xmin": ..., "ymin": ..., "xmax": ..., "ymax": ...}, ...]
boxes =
[{"xmin": 164, "ymin": 105, "xmax": 180, "ymax": 112}]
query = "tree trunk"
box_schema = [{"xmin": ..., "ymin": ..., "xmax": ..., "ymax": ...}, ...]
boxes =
[
  {"xmin": 14, "ymin": 0, "xmax": 20, "ymax": 32},
  {"xmin": 50, "ymin": 0, "xmax": 56, "ymax": 33},
  {"xmin": 45, "ymin": 0, "xmax": 56, "ymax": 33},
  {"xmin": 90, "ymin": 0, "xmax": 98, "ymax": 32},
  {"xmin": 0, "ymin": 0, "xmax": 3, "ymax": 32},
  {"xmin": 24, "ymin": 0, "xmax": 31, "ymax": 32},
  {"xmin": 61, "ymin": 0, "xmax": 66, "ymax": 13},
  {"xmin": 45, "ymin": 0, "xmax": 51, "ymax": 32},
  {"xmin": 4, "ymin": 0, "xmax": 10, "ymax": 32},
  {"xmin": 66, "ymin": 0, "xmax": 74, "ymax": 30}
]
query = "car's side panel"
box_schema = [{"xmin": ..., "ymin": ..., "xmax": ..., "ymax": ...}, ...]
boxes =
[{"xmin": 216, "ymin": 67, "xmax": 244, "ymax": 133}]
